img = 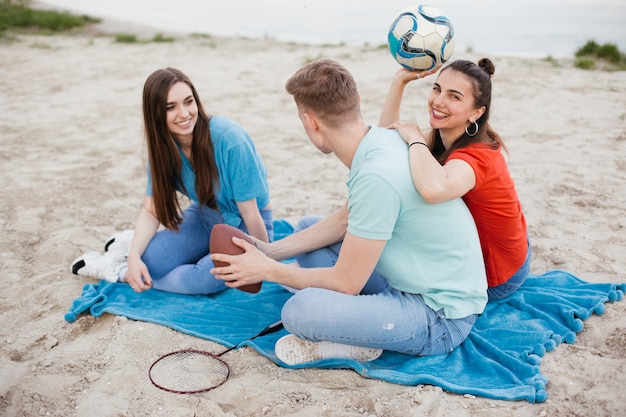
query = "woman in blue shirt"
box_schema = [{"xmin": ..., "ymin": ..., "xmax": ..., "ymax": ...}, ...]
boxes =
[{"xmin": 72, "ymin": 68, "xmax": 272, "ymax": 294}]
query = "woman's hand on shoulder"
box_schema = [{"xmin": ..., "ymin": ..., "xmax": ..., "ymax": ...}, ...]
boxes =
[{"xmin": 388, "ymin": 120, "xmax": 431, "ymax": 147}]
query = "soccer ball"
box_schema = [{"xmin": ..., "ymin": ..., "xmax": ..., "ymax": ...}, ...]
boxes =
[{"xmin": 388, "ymin": 5, "xmax": 455, "ymax": 71}]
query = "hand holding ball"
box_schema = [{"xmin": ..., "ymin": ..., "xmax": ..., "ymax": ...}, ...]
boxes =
[{"xmin": 210, "ymin": 224, "xmax": 262, "ymax": 293}]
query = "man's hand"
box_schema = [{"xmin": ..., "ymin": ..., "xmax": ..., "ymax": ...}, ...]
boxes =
[{"xmin": 211, "ymin": 237, "xmax": 269, "ymax": 290}]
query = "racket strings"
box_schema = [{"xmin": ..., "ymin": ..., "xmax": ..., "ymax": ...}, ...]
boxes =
[
  {"xmin": 149, "ymin": 350, "xmax": 230, "ymax": 394},
  {"xmin": 148, "ymin": 322, "xmax": 284, "ymax": 394}
]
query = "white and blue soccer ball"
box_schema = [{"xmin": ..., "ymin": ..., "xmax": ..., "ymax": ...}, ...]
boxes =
[{"xmin": 388, "ymin": 5, "xmax": 455, "ymax": 71}]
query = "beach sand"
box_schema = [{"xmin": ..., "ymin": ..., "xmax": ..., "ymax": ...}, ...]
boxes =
[{"xmin": 1, "ymin": 7, "xmax": 625, "ymax": 417}]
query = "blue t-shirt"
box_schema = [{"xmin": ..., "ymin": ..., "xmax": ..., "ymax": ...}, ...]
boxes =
[
  {"xmin": 347, "ymin": 126, "xmax": 487, "ymax": 318},
  {"xmin": 146, "ymin": 115, "xmax": 270, "ymax": 227}
]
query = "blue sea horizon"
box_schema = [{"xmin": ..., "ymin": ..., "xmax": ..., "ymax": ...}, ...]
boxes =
[{"xmin": 40, "ymin": 0, "xmax": 626, "ymax": 58}]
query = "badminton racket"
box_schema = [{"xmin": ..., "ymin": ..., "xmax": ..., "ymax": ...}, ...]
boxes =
[{"xmin": 148, "ymin": 320, "xmax": 284, "ymax": 394}]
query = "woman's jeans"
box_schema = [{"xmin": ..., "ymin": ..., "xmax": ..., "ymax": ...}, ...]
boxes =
[
  {"xmin": 487, "ymin": 237, "xmax": 532, "ymax": 301},
  {"xmin": 142, "ymin": 203, "xmax": 273, "ymax": 295},
  {"xmin": 281, "ymin": 216, "xmax": 477, "ymax": 356}
]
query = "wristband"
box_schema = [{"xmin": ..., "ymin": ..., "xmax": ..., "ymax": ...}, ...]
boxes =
[{"xmin": 409, "ymin": 141, "xmax": 428, "ymax": 149}]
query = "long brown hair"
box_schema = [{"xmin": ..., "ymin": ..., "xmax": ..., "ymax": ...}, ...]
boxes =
[
  {"xmin": 142, "ymin": 68, "xmax": 219, "ymax": 230},
  {"xmin": 430, "ymin": 58, "xmax": 507, "ymax": 164}
]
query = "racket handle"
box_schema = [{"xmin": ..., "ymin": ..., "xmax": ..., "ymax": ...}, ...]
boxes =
[
  {"xmin": 254, "ymin": 321, "xmax": 284, "ymax": 338},
  {"xmin": 219, "ymin": 321, "xmax": 284, "ymax": 356}
]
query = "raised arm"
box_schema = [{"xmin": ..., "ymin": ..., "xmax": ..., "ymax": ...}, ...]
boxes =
[{"xmin": 379, "ymin": 68, "xmax": 437, "ymax": 127}]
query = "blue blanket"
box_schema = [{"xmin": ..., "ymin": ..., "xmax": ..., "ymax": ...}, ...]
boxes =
[
  {"xmin": 65, "ymin": 268, "xmax": 624, "ymax": 403},
  {"xmin": 64, "ymin": 223, "xmax": 624, "ymax": 402}
]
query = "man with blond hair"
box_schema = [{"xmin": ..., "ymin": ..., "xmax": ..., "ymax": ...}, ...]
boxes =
[{"xmin": 212, "ymin": 58, "xmax": 487, "ymax": 365}]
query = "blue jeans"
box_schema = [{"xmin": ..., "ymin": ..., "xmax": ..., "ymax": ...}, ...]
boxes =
[
  {"xmin": 283, "ymin": 216, "xmax": 477, "ymax": 356},
  {"xmin": 143, "ymin": 203, "xmax": 273, "ymax": 295},
  {"xmin": 487, "ymin": 236, "xmax": 532, "ymax": 301}
]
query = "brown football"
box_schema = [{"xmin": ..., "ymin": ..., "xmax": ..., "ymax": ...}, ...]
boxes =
[{"xmin": 209, "ymin": 223, "xmax": 262, "ymax": 293}]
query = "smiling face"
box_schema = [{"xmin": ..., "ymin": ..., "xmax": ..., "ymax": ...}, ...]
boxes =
[
  {"xmin": 165, "ymin": 81, "xmax": 198, "ymax": 145},
  {"xmin": 427, "ymin": 69, "xmax": 485, "ymax": 146}
]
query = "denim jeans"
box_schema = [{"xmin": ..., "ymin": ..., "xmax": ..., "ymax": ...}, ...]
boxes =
[
  {"xmin": 487, "ymin": 236, "xmax": 532, "ymax": 301},
  {"xmin": 143, "ymin": 203, "xmax": 273, "ymax": 295},
  {"xmin": 282, "ymin": 216, "xmax": 477, "ymax": 356}
]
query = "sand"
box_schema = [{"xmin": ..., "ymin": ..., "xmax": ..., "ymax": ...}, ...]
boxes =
[{"xmin": 1, "ymin": 7, "xmax": 625, "ymax": 417}]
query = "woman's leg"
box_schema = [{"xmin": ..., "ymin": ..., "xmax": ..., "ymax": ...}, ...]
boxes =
[
  {"xmin": 488, "ymin": 237, "xmax": 532, "ymax": 301},
  {"xmin": 146, "ymin": 205, "xmax": 274, "ymax": 295},
  {"xmin": 150, "ymin": 253, "xmax": 227, "ymax": 295},
  {"xmin": 144, "ymin": 204, "xmax": 225, "ymax": 294},
  {"xmin": 281, "ymin": 287, "xmax": 476, "ymax": 356}
]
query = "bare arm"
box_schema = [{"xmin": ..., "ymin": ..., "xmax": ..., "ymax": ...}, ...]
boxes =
[
  {"xmin": 212, "ymin": 230, "xmax": 386, "ymax": 295},
  {"xmin": 125, "ymin": 195, "xmax": 160, "ymax": 291},
  {"xmin": 252, "ymin": 201, "xmax": 349, "ymax": 261},
  {"xmin": 388, "ymin": 121, "xmax": 476, "ymax": 203},
  {"xmin": 236, "ymin": 198, "xmax": 269, "ymax": 243},
  {"xmin": 379, "ymin": 68, "xmax": 438, "ymax": 127}
]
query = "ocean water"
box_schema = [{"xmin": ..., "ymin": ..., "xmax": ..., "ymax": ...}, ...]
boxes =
[{"xmin": 40, "ymin": 0, "xmax": 626, "ymax": 57}]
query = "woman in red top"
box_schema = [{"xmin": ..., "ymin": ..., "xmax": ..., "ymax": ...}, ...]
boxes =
[{"xmin": 379, "ymin": 58, "xmax": 531, "ymax": 301}]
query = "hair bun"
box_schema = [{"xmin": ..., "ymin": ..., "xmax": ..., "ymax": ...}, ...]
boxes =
[{"xmin": 477, "ymin": 58, "xmax": 495, "ymax": 76}]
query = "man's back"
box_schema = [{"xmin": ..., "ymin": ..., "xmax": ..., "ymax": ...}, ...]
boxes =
[{"xmin": 346, "ymin": 126, "xmax": 488, "ymax": 318}]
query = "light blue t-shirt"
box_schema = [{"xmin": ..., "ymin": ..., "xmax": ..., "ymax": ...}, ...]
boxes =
[
  {"xmin": 346, "ymin": 126, "xmax": 487, "ymax": 318},
  {"xmin": 146, "ymin": 115, "xmax": 270, "ymax": 227}
]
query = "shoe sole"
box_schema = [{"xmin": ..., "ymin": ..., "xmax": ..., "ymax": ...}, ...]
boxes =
[
  {"xmin": 71, "ymin": 252, "xmax": 98, "ymax": 275},
  {"xmin": 71, "ymin": 257, "xmax": 85, "ymax": 275},
  {"xmin": 70, "ymin": 252, "xmax": 123, "ymax": 282},
  {"xmin": 275, "ymin": 334, "xmax": 382, "ymax": 365}
]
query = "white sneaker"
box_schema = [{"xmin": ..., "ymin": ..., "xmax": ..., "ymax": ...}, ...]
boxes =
[
  {"xmin": 275, "ymin": 334, "xmax": 383, "ymax": 365},
  {"xmin": 104, "ymin": 230, "xmax": 134, "ymax": 257},
  {"xmin": 71, "ymin": 251, "xmax": 126, "ymax": 283}
]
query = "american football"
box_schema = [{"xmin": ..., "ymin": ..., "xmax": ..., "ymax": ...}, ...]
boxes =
[{"xmin": 210, "ymin": 223, "xmax": 262, "ymax": 293}]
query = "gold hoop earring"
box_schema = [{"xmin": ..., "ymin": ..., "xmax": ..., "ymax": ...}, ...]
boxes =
[{"xmin": 466, "ymin": 120, "xmax": 479, "ymax": 137}]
